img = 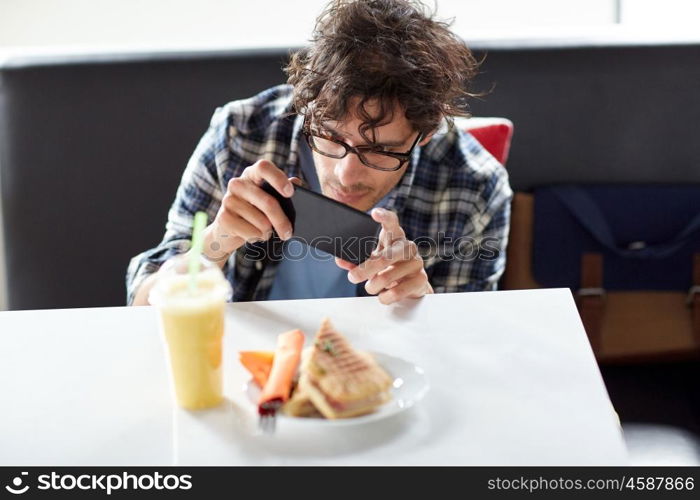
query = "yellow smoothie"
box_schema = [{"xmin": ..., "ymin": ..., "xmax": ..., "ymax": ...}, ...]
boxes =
[{"xmin": 151, "ymin": 260, "xmax": 232, "ymax": 410}]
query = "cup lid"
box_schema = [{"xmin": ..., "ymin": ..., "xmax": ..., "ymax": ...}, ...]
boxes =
[{"xmin": 148, "ymin": 253, "xmax": 232, "ymax": 307}]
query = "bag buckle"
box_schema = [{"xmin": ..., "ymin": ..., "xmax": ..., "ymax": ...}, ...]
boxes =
[
  {"xmin": 686, "ymin": 285, "xmax": 700, "ymax": 306},
  {"xmin": 577, "ymin": 287, "xmax": 606, "ymax": 298}
]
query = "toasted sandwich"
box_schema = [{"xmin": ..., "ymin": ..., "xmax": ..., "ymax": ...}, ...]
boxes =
[
  {"xmin": 283, "ymin": 347, "xmax": 322, "ymax": 418},
  {"xmin": 283, "ymin": 383, "xmax": 322, "ymax": 418},
  {"xmin": 298, "ymin": 318, "xmax": 393, "ymax": 419}
]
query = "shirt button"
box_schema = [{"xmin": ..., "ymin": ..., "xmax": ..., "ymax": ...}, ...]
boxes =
[{"xmin": 255, "ymin": 261, "xmax": 263, "ymax": 271}]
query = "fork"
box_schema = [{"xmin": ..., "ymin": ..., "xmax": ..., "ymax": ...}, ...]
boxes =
[{"xmin": 258, "ymin": 399, "xmax": 282, "ymax": 435}]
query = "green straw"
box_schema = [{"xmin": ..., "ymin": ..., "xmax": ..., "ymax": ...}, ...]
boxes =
[{"xmin": 188, "ymin": 211, "xmax": 208, "ymax": 293}]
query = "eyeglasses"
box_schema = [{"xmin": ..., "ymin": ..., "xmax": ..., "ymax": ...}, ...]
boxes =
[{"xmin": 302, "ymin": 120, "xmax": 422, "ymax": 172}]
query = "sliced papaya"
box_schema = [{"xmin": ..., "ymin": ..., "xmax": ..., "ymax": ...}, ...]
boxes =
[{"xmin": 239, "ymin": 350, "xmax": 275, "ymax": 387}]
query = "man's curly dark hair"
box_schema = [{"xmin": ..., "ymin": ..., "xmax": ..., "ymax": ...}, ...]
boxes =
[{"xmin": 285, "ymin": 0, "xmax": 480, "ymax": 143}]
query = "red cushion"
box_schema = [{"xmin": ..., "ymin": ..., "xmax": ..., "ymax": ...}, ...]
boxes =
[{"xmin": 459, "ymin": 117, "xmax": 514, "ymax": 165}]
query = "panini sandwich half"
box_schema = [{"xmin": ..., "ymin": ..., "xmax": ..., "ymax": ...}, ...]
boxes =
[{"xmin": 298, "ymin": 318, "xmax": 393, "ymax": 419}]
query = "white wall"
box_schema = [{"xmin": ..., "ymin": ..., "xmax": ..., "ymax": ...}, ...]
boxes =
[
  {"xmin": 621, "ymin": 0, "xmax": 700, "ymax": 26},
  {"xmin": 0, "ymin": 0, "xmax": 616, "ymax": 49}
]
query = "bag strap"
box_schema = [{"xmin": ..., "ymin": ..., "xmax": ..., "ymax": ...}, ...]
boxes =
[
  {"xmin": 576, "ymin": 253, "xmax": 605, "ymax": 356},
  {"xmin": 692, "ymin": 254, "xmax": 700, "ymax": 345},
  {"xmin": 550, "ymin": 186, "xmax": 700, "ymax": 259}
]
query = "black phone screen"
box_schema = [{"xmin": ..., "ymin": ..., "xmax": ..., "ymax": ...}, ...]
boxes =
[{"xmin": 262, "ymin": 182, "xmax": 381, "ymax": 264}]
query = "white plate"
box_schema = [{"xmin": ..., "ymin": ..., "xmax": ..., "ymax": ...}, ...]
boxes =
[{"xmin": 244, "ymin": 352, "xmax": 429, "ymax": 426}]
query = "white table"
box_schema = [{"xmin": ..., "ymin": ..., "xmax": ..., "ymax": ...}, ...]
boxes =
[{"xmin": 0, "ymin": 289, "xmax": 627, "ymax": 465}]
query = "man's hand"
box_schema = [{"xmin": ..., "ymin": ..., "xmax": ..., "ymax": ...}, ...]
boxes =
[
  {"xmin": 336, "ymin": 207, "xmax": 433, "ymax": 305},
  {"xmin": 203, "ymin": 160, "xmax": 298, "ymax": 263}
]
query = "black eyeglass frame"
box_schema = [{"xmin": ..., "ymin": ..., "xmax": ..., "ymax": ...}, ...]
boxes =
[{"xmin": 302, "ymin": 119, "xmax": 422, "ymax": 172}]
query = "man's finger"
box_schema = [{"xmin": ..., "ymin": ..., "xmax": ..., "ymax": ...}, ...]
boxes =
[
  {"xmin": 348, "ymin": 239, "xmax": 417, "ymax": 283},
  {"xmin": 242, "ymin": 159, "xmax": 295, "ymax": 198},
  {"xmin": 371, "ymin": 207, "xmax": 405, "ymax": 248},
  {"xmin": 334, "ymin": 257, "xmax": 357, "ymax": 271},
  {"xmin": 219, "ymin": 206, "xmax": 266, "ymax": 242},
  {"xmin": 364, "ymin": 259, "xmax": 423, "ymax": 295},
  {"xmin": 235, "ymin": 181, "xmax": 293, "ymax": 240},
  {"xmin": 225, "ymin": 197, "xmax": 273, "ymax": 238},
  {"xmin": 377, "ymin": 272, "xmax": 427, "ymax": 305}
]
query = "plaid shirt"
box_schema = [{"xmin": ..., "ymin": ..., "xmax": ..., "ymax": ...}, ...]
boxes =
[{"xmin": 126, "ymin": 85, "xmax": 512, "ymax": 305}]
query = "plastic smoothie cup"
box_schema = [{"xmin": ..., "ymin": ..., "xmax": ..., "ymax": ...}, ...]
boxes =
[{"xmin": 149, "ymin": 253, "xmax": 232, "ymax": 410}]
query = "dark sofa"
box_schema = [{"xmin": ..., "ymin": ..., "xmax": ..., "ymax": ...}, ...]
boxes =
[{"xmin": 1, "ymin": 40, "xmax": 700, "ymax": 310}]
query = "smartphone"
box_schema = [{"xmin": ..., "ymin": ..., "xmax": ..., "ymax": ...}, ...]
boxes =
[{"xmin": 261, "ymin": 182, "xmax": 380, "ymax": 264}]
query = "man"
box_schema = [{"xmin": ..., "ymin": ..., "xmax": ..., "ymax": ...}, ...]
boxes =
[{"xmin": 127, "ymin": 0, "xmax": 512, "ymax": 306}]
